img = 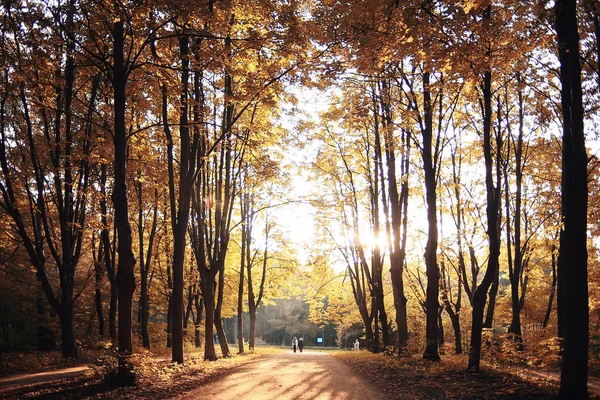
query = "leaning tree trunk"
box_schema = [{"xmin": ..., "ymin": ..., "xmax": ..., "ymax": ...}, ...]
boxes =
[{"xmin": 214, "ymin": 268, "xmax": 231, "ymax": 357}]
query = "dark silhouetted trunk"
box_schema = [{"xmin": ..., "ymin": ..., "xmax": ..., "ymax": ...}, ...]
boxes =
[
  {"xmin": 203, "ymin": 273, "xmax": 217, "ymax": 361},
  {"xmin": 249, "ymin": 307, "xmax": 257, "ymax": 350},
  {"xmin": 113, "ymin": 18, "xmax": 137, "ymax": 383},
  {"xmin": 421, "ymin": 72, "xmax": 440, "ymax": 361},
  {"xmin": 0, "ymin": 1, "xmax": 92, "ymax": 359},
  {"xmin": 440, "ymin": 261, "xmax": 462, "ymax": 355},
  {"xmin": 555, "ymin": 0, "xmax": 589, "ymax": 397},
  {"xmin": 194, "ymin": 295, "xmax": 203, "ymax": 348},
  {"xmin": 166, "ymin": 292, "xmax": 172, "ymax": 348},
  {"xmin": 93, "ymin": 235, "xmax": 105, "ymax": 338},
  {"xmin": 237, "ymin": 197, "xmax": 247, "ymax": 353},
  {"xmin": 184, "ymin": 284, "xmax": 194, "ymax": 337},
  {"xmin": 58, "ymin": 301, "xmax": 77, "ymax": 359},
  {"xmin": 505, "ymin": 79, "xmax": 526, "ymax": 350},
  {"xmin": 162, "ymin": 34, "xmax": 201, "ymax": 364},
  {"xmin": 99, "ymin": 165, "xmax": 117, "ymax": 342},
  {"xmin": 215, "ymin": 267, "xmax": 231, "ymax": 357},
  {"xmin": 543, "ymin": 244, "xmax": 557, "ymax": 328},
  {"xmin": 468, "ymin": 22, "xmax": 501, "ymax": 370},
  {"xmin": 484, "ymin": 99, "xmax": 503, "ymax": 331},
  {"xmin": 136, "ymin": 180, "xmax": 159, "ymax": 350}
]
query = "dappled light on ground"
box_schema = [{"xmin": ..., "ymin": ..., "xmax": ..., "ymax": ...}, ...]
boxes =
[{"xmin": 178, "ymin": 351, "xmax": 382, "ymax": 400}]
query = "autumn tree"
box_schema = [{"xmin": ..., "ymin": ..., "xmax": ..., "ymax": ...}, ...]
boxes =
[{"xmin": 0, "ymin": 1, "xmax": 98, "ymax": 358}]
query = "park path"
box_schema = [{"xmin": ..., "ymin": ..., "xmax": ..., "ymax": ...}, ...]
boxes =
[
  {"xmin": 176, "ymin": 350, "xmax": 384, "ymax": 400},
  {"xmin": 0, "ymin": 365, "xmax": 90, "ymax": 395},
  {"xmin": 506, "ymin": 366, "xmax": 600, "ymax": 395}
]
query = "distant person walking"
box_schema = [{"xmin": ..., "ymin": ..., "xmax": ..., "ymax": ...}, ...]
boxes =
[
  {"xmin": 298, "ymin": 337, "xmax": 304, "ymax": 353},
  {"xmin": 292, "ymin": 336, "xmax": 298, "ymax": 353},
  {"xmin": 353, "ymin": 339, "xmax": 360, "ymax": 351}
]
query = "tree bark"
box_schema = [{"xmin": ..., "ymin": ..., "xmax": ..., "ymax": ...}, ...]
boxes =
[
  {"xmin": 93, "ymin": 236, "xmax": 105, "ymax": 338},
  {"xmin": 194, "ymin": 295, "xmax": 203, "ymax": 348},
  {"xmin": 237, "ymin": 195, "xmax": 247, "ymax": 353},
  {"xmin": 112, "ymin": 18, "xmax": 137, "ymax": 383},
  {"xmin": 203, "ymin": 272, "xmax": 218, "ymax": 361},
  {"xmin": 543, "ymin": 245, "xmax": 557, "ymax": 328},
  {"xmin": 555, "ymin": 0, "xmax": 589, "ymax": 397},
  {"xmin": 99, "ymin": 165, "xmax": 117, "ymax": 342},
  {"xmin": 249, "ymin": 306, "xmax": 257, "ymax": 350},
  {"xmin": 214, "ymin": 267, "xmax": 231, "ymax": 357},
  {"xmin": 422, "ymin": 72, "xmax": 440, "ymax": 362},
  {"xmin": 467, "ymin": 43, "xmax": 501, "ymax": 372}
]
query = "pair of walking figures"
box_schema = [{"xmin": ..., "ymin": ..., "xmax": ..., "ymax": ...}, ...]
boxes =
[{"xmin": 292, "ymin": 336, "xmax": 304, "ymax": 353}]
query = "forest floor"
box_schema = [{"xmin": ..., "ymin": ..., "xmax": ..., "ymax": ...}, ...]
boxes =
[{"xmin": 0, "ymin": 348, "xmax": 598, "ymax": 399}]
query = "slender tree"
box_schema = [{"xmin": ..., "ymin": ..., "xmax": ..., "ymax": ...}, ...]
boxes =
[{"xmin": 555, "ymin": 0, "xmax": 589, "ymax": 397}]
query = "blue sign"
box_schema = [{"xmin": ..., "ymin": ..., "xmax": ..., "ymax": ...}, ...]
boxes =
[{"xmin": 317, "ymin": 337, "xmax": 323, "ymax": 343}]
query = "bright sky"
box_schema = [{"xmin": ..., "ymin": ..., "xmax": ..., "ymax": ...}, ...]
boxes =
[{"xmin": 270, "ymin": 81, "xmax": 600, "ymax": 278}]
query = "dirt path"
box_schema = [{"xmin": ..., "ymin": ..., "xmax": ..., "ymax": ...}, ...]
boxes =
[
  {"xmin": 177, "ymin": 350, "xmax": 383, "ymax": 400},
  {"xmin": 0, "ymin": 366, "xmax": 90, "ymax": 394},
  {"xmin": 505, "ymin": 365, "xmax": 600, "ymax": 395}
]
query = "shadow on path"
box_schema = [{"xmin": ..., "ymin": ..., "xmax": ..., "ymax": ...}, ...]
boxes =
[{"xmin": 178, "ymin": 351, "xmax": 383, "ymax": 400}]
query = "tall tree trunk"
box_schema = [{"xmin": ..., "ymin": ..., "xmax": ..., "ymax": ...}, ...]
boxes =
[
  {"xmin": 422, "ymin": 72, "xmax": 440, "ymax": 361},
  {"xmin": 136, "ymin": 180, "xmax": 158, "ymax": 350},
  {"xmin": 468, "ymin": 42, "xmax": 500, "ymax": 372},
  {"xmin": 112, "ymin": 18, "xmax": 136, "ymax": 384},
  {"xmin": 555, "ymin": 0, "xmax": 589, "ymax": 397},
  {"xmin": 164, "ymin": 33, "xmax": 200, "ymax": 364},
  {"xmin": 484, "ymin": 105, "xmax": 503, "ymax": 330},
  {"xmin": 99, "ymin": 165, "xmax": 117, "ymax": 342},
  {"xmin": 507, "ymin": 79, "xmax": 526, "ymax": 350},
  {"xmin": 237, "ymin": 210, "xmax": 246, "ymax": 353},
  {"xmin": 169, "ymin": 34, "xmax": 191, "ymax": 365},
  {"xmin": 378, "ymin": 79, "xmax": 411, "ymax": 355}
]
